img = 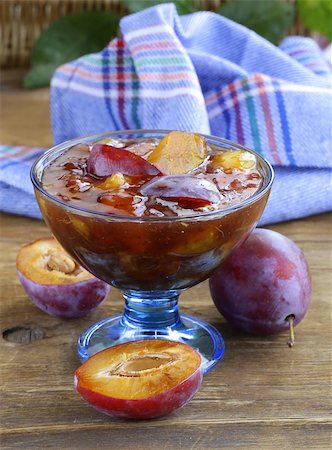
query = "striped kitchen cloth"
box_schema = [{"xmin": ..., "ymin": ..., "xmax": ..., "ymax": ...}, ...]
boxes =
[
  {"xmin": 1, "ymin": 3, "xmax": 331, "ymax": 223},
  {"xmin": 0, "ymin": 145, "xmax": 44, "ymax": 218}
]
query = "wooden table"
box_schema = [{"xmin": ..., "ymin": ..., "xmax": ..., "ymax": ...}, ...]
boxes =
[{"xmin": 1, "ymin": 72, "xmax": 331, "ymax": 449}]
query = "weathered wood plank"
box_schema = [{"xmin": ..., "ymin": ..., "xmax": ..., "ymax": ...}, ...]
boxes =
[{"xmin": 2, "ymin": 422, "xmax": 332, "ymax": 450}]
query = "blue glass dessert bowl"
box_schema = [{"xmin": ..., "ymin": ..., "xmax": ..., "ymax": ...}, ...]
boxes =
[{"xmin": 31, "ymin": 130, "xmax": 274, "ymax": 373}]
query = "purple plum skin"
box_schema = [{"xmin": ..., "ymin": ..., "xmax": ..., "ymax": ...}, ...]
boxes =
[
  {"xmin": 209, "ymin": 228, "xmax": 312, "ymax": 335},
  {"xmin": 140, "ymin": 175, "xmax": 221, "ymax": 206},
  {"xmin": 17, "ymin": 270, "xmax": 110, "ymax": 318}
]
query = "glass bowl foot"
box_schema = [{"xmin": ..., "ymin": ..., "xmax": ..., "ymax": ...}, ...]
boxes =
[{"xmin": 77, "ymin": 313, "xmax": 224, "ymax": 373}]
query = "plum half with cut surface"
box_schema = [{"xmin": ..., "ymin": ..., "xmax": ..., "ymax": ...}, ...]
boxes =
[
  {"xmin": 74, "ymin": 339, "xmax": 203, "ymax": 419},
  {"xmin": 16, "ymin": 236, "xmax": 110, "ymax": 318}
]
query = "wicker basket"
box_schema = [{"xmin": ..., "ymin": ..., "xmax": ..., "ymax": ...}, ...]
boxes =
[{"xmin": 0, "ymin": 0, "xmax": 309, "ymax": 69}]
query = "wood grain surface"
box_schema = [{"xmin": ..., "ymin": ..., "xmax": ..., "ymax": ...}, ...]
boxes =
[{"xmin": 1, "ymin": 71, "xmax": 331, "ymax": 450}]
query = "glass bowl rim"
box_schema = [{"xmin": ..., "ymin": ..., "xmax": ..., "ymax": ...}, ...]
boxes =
[{"xmin": 31, "ymin": 129, "xmax": 274, "ymax": 223}]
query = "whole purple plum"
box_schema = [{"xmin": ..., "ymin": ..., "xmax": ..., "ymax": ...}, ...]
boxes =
[{"xmin": 209, "ymin": 228, "xmax": 311, "ymax": 338}]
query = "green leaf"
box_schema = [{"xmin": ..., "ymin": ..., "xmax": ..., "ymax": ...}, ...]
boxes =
[
  {"xmin": 122, "ymin": 0, "xmax": 198, "ymax": 15},
  {"xmin": 218, "ymin": 0, "xmax": 295, "ymax": 45},
  {"xmin": 24, "ymin": 63, "xmax": 59, "ymax": 89},
  {"xmin": 297, "ymin": 0, "xmax": 332, "ymax": 40},
  {"xmin": 24, "ymin": 11, "xmax": 120, "ymax": 89}
]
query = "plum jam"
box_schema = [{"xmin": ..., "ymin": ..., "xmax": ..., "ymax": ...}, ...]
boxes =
[
  {"xmin": 37, "ymin": 131, "xmax": 271, "ymax": 291},
  {"xmin": 42, "ymin": 132, "xmax": 262, "ymax": 218}
]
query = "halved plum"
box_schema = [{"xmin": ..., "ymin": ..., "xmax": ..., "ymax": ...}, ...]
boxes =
[
  {"xmin": 140, "ymin": 175, "xmax": 222, "ymax": 208},
  {"xmin": 16, "ymin": 236, "xmax": 109, "ymax": 318},
  {"xmin": 88, "ymin": 144, "xmax": 161, "ymax": 178},
  {"xmin": 74, "ymin": 339, "xmax": 203, "ymax": 419}
]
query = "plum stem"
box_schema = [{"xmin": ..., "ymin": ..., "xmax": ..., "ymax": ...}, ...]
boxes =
[{"xmin": 286, "ymin": 315, "xmax": 295, "ymax": 347}]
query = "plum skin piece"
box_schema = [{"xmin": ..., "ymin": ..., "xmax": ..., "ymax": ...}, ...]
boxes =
[
  {"xmin": 87, "ymin": 144, "xmax": 161, "ymax": 177},
  {"xmin": 74, "ymin": 367, "xmax": 202, "ymax": 419}
]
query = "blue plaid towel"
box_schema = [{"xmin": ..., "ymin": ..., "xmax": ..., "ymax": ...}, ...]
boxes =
[
  {"xmin": 1, "ymin": 4, "xmax": 331, "ymax": 223},
  {"xmin": 0, "ymin": 145, "xmax": 44, "ymax": 218}
]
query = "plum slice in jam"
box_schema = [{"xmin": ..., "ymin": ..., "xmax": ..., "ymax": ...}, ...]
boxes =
[
  {"xmin": 140, "ymin": 175, "xmax": 222, "ymax": 208},
  {"xmin": 147, "ymin": 131, "xmax": 207, "ymax": 175},
  {"xmin": 88, "ymin": 144, "xmax": 161, "ymax": 178}
]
